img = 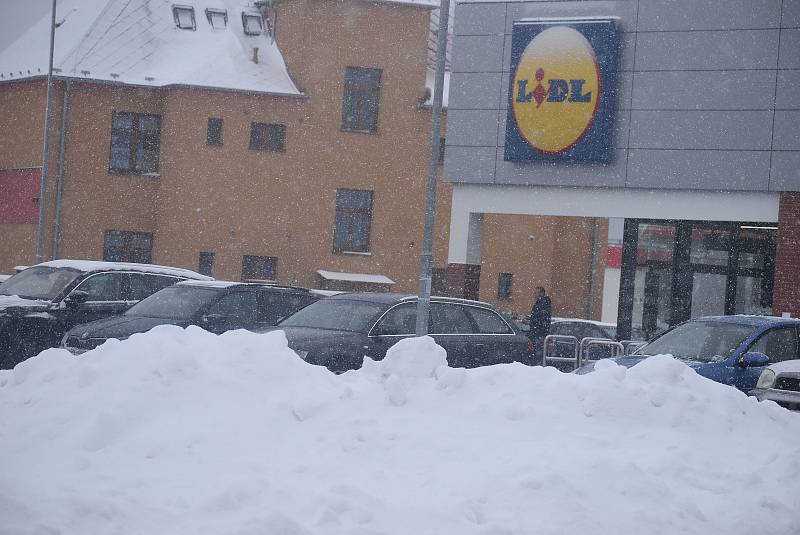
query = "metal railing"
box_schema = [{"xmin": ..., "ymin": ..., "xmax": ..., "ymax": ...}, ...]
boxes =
[
  {"xmin": 621, "ymin": 340, "xmax": 647, "ymax": 355},
  {"xmin": 542, "ymin": 335, "xmax": 630, "ymax": 371},
  {"xmin": 579, "ymin": 337, "xmax": 624, "ymax": 364},
  {"xmin": 542, "ymin": 334, "xmax": 579, "ymax": 370}
]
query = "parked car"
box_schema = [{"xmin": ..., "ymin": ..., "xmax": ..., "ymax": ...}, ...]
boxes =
[
  {"xmin": 749, "ymin": 359, "xmax": 800, "ymax": 411},
  {"xmin": 575, "ymin": 315, "xmax": 800, "ymax": 392},
  {"xmin": 264, "ymin": 293, "xmax": 535, "ymax": 373},
  {"xmin": 62, "ymin": 280, "xmax": 321, "ymax": 354},
  {"xmin": 0, "ymin": 260, "xmax": 210, "ymax": 368}
]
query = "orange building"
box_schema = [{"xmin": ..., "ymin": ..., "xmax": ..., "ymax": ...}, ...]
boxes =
[{"xmin": 0, "ymin": 0, "xmax": 604, "ymax": 319}]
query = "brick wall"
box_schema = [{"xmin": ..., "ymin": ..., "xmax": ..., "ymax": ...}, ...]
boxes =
[{"xmin": 773, "ymin": 192, "xmax": 800, "ymax": 317}]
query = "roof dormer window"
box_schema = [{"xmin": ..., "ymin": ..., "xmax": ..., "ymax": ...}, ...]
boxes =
[
  {"xmin": 172, "ymin": 5, "xmax": 196, "ymax": 30},
  {"xmin": 242, "ymin": 12, "xmax": 263, "ymax": 36},
  {"xmin": 205, "ymin": 8, "xmax": 228, "ymax": 29}
]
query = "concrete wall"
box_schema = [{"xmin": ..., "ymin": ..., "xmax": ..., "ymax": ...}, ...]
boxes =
[{"xmin": 446, "ymin": 0, "xmax": 800, "ymax": 192}]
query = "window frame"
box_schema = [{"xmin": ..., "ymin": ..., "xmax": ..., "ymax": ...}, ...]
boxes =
[
  {"xmin": 332, "ymin": 188, "xmax": 374, "ymax": 254},
  {"xmin": 108, "ymin": 111, "xmax": 162, "ymax": 175},
  {"xmin": 341, "ymin": 66, "xmax": 382, "ymax": 134},
  {"xmin": 198, "ymin": 251, "xmax": 215, "ymax": 277},
  {"xmin": 205, "ymin": 8, "xmax": 227, "ymax": 29},
  {"xmin": 71, "ymin": 271, "xmax": 130, "ymax": 303},
  {"xmin": 498, "ymin": 272, "xmax": 513, "ymax": 299},
  {"xmin": 241, "ymin": 255, "xmax": 278, "ymax": 282},
  {"xmin": 103, "ymin": 230, "xmax": 154, "ymax": 264},
  {"xmin": 172, "ymin": 5, "xmax": 196, "ymax": 30},
  {"xmin": 249, "ymin": 122, "xmax": 286, "ymax": 152},
  {"xmin": 241, "ymin": 12, "xmax": 263, "ymax": 35}
]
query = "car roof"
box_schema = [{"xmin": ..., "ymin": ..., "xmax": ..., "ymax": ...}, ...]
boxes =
[
  {"xmin": 177, "ymin": 280, "xmax": 314, "ymax": 293},
  {"xmin": 694, "ymin": 315, "xmax": 800, "ymax": 327},
  {"xmin": 552, "ymin": 317, "xmax": 617, "ymax": 329},
  {"xmin": 326, "ymin": 292, "xmax": 498, "ymax": 309},
  {"xmin": 765, "ymin": 359, "xmax": 800, "ymax": 374},
  {"xmin": 34, "ymin": 260, "xmax": 211, "ymax": 280}
]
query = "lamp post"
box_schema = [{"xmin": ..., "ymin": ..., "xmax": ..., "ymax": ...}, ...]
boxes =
[
  {"xmin": 415, "ymin": 0, "xmax": 450, "ymax": 336},
  {"xmin": 34, "ymin": 0, "xmax": 57, "ymax": 264}
]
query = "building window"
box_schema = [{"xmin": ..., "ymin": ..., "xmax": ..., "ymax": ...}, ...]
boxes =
[
  {"xmin": 241, "ymin": 255, "xmax": 277, "ymax": 281},
  {"xmin": 438, "ymin": 137, "xmax": 446, "ymax": 166},
  {"xmin": 109, "ymin": 112, "xmax": 162, "ymax": 174},
  {"xmin": 103, "ymin": 230, "xmax": 153, "ymax": 263},
  {"xmin": 249, "ymin": 123, "xmax": 286, "ymax": 151},
  {"xmin": 498, "ymin": 272, "xmax": 513, "ymax": 298},
  {"xmin": 198, "ymin": 251, "xmax": 215, "ymax": 277},
  {"xmin": 205, "ymin": 8, "xmax": 227, "ymax": 29},
  {"xmin": 341, "ymin": 67, "xmax": 382, "ymax": 133},
  {"xmin": 432, "ymin": 267, "xmax": 448, "ymax": 296},
  {"xmin": 333, "ymin": 188, "xmax": 373, "ymax": 253},
  {"xmin": 207, "ymin": 117, "xmax": 223, "ymax": 146},
  {"xmin": 242, "ymin": 12, "xmax": 263, "ymax": 35},
  {"xmin": 172, "ymin": 5, "xmax": 196, "ymax": 30}
]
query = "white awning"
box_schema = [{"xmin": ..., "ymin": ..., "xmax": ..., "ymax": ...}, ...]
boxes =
[{"xmin": 316, "ymin": 270, "xmax": 395, "ymax": 285}]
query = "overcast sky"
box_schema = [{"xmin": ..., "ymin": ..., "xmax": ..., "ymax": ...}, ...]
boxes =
[{"xmin": 1, "ymin": 0, "xmax": 56, "ymax": 47}]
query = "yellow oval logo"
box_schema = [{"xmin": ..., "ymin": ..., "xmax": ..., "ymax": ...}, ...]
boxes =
[{"xmin": 511, "ymin": 26, "xmax": 601, "ymax": 154}]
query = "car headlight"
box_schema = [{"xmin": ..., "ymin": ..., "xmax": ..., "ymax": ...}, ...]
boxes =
[{"xmin": 756, "ymin": 369, "xmax": 776, "ymax": 389}]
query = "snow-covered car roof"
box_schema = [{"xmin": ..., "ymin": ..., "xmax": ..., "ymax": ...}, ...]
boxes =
[
  {"xmin": 34, "ymin": 260, "xmax": 211, "ymax": 280},
  {"xmin": 764, "ymin": 359, "xmax": 800, "ymax": 375},
  {"xmin": 552, "ymin": 317, "xmax": 617, "ymax": 329}
]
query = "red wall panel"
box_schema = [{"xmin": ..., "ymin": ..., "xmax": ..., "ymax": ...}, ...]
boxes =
[{"xmin": 0, "ymin": 168, "xmax": 41, "ymax": 224}]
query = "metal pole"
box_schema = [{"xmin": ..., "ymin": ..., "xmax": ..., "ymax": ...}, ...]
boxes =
[
  {"xmin": 586, "ymin": 217, "xmax": 599, "ymax": 319},
  {"xmin": 415, "ymin": 0, "xmax": 450, "ymax": 336},
  {"xmin": 35, "ymin": 0, "xmax": 57, "ymax": 264},
  {"xmin": 52, "ymin": 80, "xmax": 71, "ymax": 260}
]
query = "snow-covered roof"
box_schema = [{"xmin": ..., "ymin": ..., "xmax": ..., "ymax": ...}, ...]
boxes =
[
  {"xmin": 0, "ymin": 0, "xmax": 299, "ymax": 95},
  {"xmin": 316, "ymin": 270, "xmax": 395, "ymax": 285},
  {"xmin": 552, "ymin": 317, "xmax": 618, "ymax": 329},
  {"xmin": 36, "ymin": 259, "xmax": 211, "ymax": 280},
  {"xmin": 177, "ymin": 280, "xmax": 245, "ymax": 289}
]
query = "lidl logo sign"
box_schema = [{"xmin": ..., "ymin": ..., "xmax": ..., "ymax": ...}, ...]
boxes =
[{"xmin": 504, "ymin": 19, "xmax": 620, "ymax": 163}]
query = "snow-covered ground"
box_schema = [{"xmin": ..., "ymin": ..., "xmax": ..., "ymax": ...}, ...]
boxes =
[{"xmin": 1, "ymin": 326, "xmax": 798, "ymax": 535}]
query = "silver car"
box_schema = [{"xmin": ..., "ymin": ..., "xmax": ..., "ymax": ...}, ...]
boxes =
[{"xmin": 750, "ymin": 359, "xmax": 800, "ymax": 411}]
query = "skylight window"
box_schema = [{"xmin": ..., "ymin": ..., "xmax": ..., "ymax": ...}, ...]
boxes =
[
  {"xmin": 242, "ymin": 12, "xmax": 263, "ymax": 36},
  {"xmin": 205, "ymin": 8, "xmax": 227, "ymax": 29},
  {"xmin": 172, "ymin": 5, "xmax": 196, "ymax": 30}
]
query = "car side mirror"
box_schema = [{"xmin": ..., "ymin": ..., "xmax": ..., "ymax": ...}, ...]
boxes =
[
  {"xmin": 64, "ymin": 290, "xmax": 89, "ymax": 307},
  {"xmin": 739, "ymin": 352, "xmax": 769, "ymax": 368}
]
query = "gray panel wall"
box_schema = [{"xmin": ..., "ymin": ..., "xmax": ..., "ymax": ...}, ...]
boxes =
[{"xmin": 445, "ymin": 0, "xmax": 800, "ymax": 192}]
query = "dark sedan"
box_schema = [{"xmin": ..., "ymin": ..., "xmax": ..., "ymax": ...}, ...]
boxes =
[
  {"xmin": 62, "ymin": 280, "xmax": 320, "ymax": 353},
  {"xmin": 265, "ymin": 293, "xmax": 535, "ymax": 373}
]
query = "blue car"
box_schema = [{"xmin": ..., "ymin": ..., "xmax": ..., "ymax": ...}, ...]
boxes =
[{"xmin": 576, "ymin": 315, "xmax": 800, "ymax": 392}]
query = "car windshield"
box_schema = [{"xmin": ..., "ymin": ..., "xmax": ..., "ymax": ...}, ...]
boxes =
[
  {"xmin": 0, "ymin": 266, "xmax": 83, "ymax": 300},
  {"xmin": 279, "ymin": 298, "xmax": 387, "ymax": 332},
  {"xmin": 126, "ymin": 286, "xmax": 219, "ymax": 320},
  {"xmin": 636, "ymin": 320, "xmax": 758, "ymax": 363}
]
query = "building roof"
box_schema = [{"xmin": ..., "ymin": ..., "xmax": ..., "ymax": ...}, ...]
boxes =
[{"xmin": 0, "ymin": 0, "xmax": 299, "ymax": 95}]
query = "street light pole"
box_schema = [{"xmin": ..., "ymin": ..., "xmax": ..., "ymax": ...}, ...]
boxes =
[
  {"xmin": 35, "ymin": 0, "xmax": 57, "ymax": 264},
  {"xmin": 415, "ymin": 0, "xmax": 450, "ymax": 336}
]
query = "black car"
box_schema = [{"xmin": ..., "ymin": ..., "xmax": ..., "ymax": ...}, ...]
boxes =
[
  {"xmin": 62, "ymin": 280, "xmax": 321, "ymax": 353},
  {"xmin": 265, "ymin": 293, "xmax": 535, "ymax": 373},
  {"xmin": 0, "ymin": 260, "xmax": 210, "ymax": 368}
]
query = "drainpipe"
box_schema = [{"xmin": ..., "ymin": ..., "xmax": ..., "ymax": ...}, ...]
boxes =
[
  {"xmin": 586, "ymin": 217, "xmax": 599, "ymax": 319},
  {"xmin": 51, "ymin": 79, "xmax": 71, "ymax": 259}
]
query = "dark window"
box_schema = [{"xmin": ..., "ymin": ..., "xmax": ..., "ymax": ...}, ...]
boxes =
[
  {"xmin": 498, "ymin": 272, "xmax": 513, "ymax": 298},
  {"xmin": 103, "ymin": 230, "xmax": 153, "ymax": 263},
  {"xmin": 341, "ymin": 67, "xmax": 381, "ymax": 133},
  {"xmin": 198, "ymin": 252, "xmax": 215, "ymax": 277},
  {"xmin": 333, "ymin": 188, "xmax": 373, "ymax": 253},
  {"xmin": 431, "ymin": 267, "xmax": 448, "ymax": 296},
  {"xmin": 430, "ymin": 302, "xmax": 474, "ymax": 334},
  {"xmin": 74, "ymin": 272, "xmax": 128, "ymax": 301},
  {"xmin": 241, "ymin": 255, "xmax": 277, "ymax": 281},
  {"xmin": 373, "ymin": 303, "xmax": 417, "ymax": 336},
  {"xmin": 206, "ymin": 291, "xmax": 259, "ymax": 324},
  {"xmin": 172, "ymin": 5, "xmax": 196, "ymax": 30},
  {"xmin": 109, "ymin": 112, "xmax": 162, "ymax": 174},
  {"xmin": 467, "ymin": 307, "xmax": 513, "ymax": 334},
  {"xmin": 249, "ymin": 123, "xmax": 286, "ymax": 151},
  {"xmin": 438, "ymin": 137, "xmax": 446, "ymax": 165},
  {"xmin": 259, "ymin": 291, "xmax": 317, "ymax": 325},
  {"xmin": 207, "ymin": 118, "xmax": 223, "ymax": 146},
  {"xmin": 128, "ymin": 273, "xmax": 180, "ymax": 301},
  {"xmin": 749, "ymin": 327, "xmax": 799, "ymax": 363}
]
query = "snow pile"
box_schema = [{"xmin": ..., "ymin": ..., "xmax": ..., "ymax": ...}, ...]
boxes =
[{"xmin": 1, "ymin": 327, "xmax": 799, "ymax": 535}]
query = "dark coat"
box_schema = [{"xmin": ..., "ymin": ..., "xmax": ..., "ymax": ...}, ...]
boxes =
[{"xmin": 529, "ymin": 296, "xmax": 552, "ymax": 337}]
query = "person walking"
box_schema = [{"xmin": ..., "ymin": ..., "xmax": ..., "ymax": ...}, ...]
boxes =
[{"xmin": 527, "ymin": 286, "xmax": 551, "ymax": 363}]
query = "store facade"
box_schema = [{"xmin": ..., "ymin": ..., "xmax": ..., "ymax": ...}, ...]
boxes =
[{"xmin": 443, "ymin": 0, "xmax": 799, "ymax": 338}]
